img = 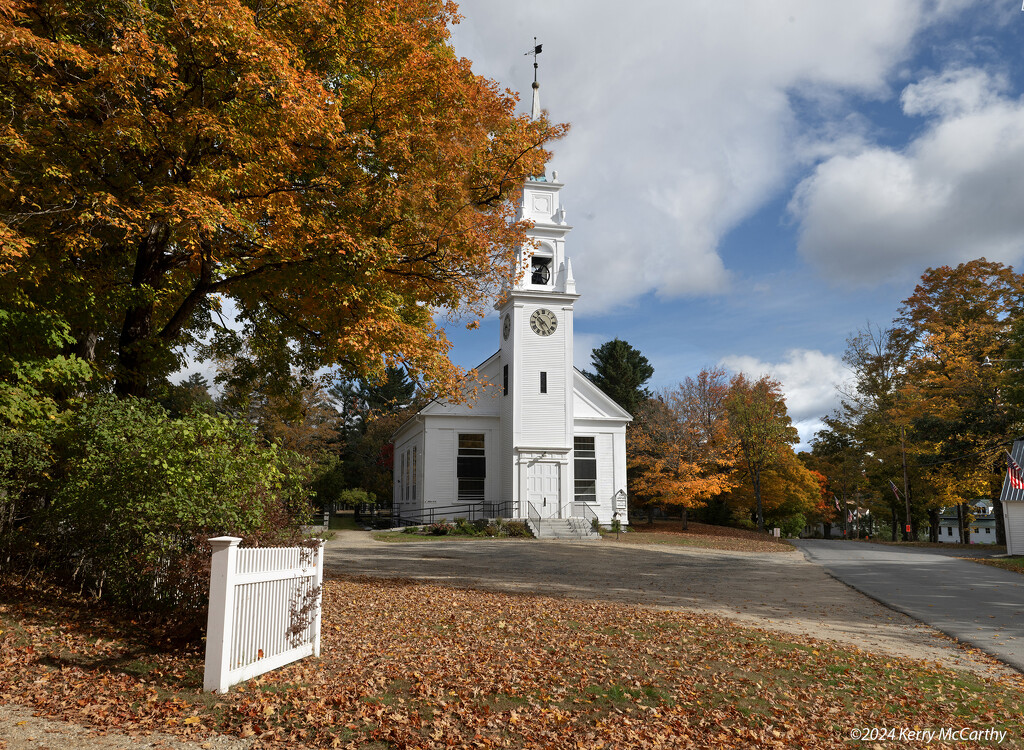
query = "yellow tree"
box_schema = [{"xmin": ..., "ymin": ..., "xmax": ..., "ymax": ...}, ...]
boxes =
[
  {"xmin": 0, "ymin": 0, "xmax": 565, "ymax": 399},
  {"xmin": 722, "ymin": 450, "xmax": 822, "ymax": 534},
  {"xmin": 894, "ymin": 259, "xmax": 1024, "ymax": 541},
  {"xmin": 627, "ymin": 368, "xmax": 738, "ymax": 527},
  {"xmin": 725, "ymin": 373, "xmax": 800, "ymax": 531}
]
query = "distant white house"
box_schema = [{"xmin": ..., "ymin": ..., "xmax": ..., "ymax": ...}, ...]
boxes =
[
  {"xmin": 937, "ymin": 499, "xmax": 997, "ymax": 544},
  {"xmin": 391, "ymin": 170, "xmax": 631, "ymax": 536}
]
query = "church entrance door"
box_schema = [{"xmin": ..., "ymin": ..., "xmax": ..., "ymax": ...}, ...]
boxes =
[{"xmin": 526, "ymin": 462, "xmax": 562, "ymax": 518}]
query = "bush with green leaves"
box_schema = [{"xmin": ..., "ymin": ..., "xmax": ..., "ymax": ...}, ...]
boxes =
[
  {"xmin": 503, "ymin": 520, "xmax": 532, "ymax": 538},
  {"xmin": 427, "ymin": 520, "xmax": 453, "ymax": 536},
  {"xmin": 11, "ymin": 396, "xmax": 312, "ymax": 631},
  {"xmin": 770, "ymin": 513, "xmax": 806, "ymax": 538}
]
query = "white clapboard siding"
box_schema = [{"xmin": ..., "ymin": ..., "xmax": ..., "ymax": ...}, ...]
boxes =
[
  {"xmin": 520, "ymin": 305, "xmax": 567, "ymax": 446},
  {"xmin": 203, "ymin": 537, "xmax": 324, "ymax": 693}
]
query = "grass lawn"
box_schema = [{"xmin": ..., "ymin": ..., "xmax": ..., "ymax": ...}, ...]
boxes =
[
  {"xmin": 968, "ymin": 556, "xmax": 1024, "ymax": 575},
  {"xmin": 2, "ymin": 576, "xmax": 1022, "ymax": 749},
  {"xmin": 617, "ymin": 520, "xmax": 794, "ymax": 553},
  {"xmin": 328, "ymin": 512, "xmax": 361, "ymax": 531}
]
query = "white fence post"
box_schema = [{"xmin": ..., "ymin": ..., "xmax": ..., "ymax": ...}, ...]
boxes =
[
  {"xmin": 203, "ymin": 536, "xmax": 241, "ymax": 693},
  {"xmin": 313, "ymin": 539, "xmax": 324, "ymax": 658},
  {"xmin": 203, "ymin": 538, "xmax": 325, "ymax": 693}
]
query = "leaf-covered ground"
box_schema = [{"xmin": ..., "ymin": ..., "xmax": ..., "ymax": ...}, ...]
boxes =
[
  {"xmin": 1, "ymin": 575, "xmax": 1022, "ymax": 749},
  {"xmin": 614, "ymin": 521, "xmax": 795, "ymax": 553},
  {"xmin": 969, "ymin": 556, "xmax": 1024, "ymax": 575}
]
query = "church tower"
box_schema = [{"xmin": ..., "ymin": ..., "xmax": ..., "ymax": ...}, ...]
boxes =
[
  {"xmin": 390, "ymin": 46, "xmax": 629, "ymax": 535},
  {"xmin": 496, "ymin": 168, "xmax": 578, "ymax": 517}
]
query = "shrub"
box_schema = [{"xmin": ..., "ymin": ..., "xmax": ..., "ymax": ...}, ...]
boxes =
[
  {"xmin": 773, "ymin": 513, "xmax": 806, "ymax": 538},
  {"xmin": 503, "ymin": 520, "xmax": 532, "ymax": 538},
  {"xmin": 428, "ymin": 520, "xmax": 453, "ymax": 536},
  {"xmin": 452, "ymin": 517, "xmax": 479, "ymax": 536},
  {"xmin": 339, "ymin": 488, "xmax": 377, "ymax": 508},
  {"xmin": 7, "ymin": 396, "xmax": 312, "ymax": 636}
]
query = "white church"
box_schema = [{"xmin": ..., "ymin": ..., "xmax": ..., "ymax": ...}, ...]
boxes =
[{"xmin": 392, "ymin": 79, "xmax": 631, "ymax": 537}]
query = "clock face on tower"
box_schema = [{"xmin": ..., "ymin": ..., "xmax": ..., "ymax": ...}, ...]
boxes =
[
  {"xmin": 502, "ymin": 314, "xmax": 511, "ymax": 340},
  {"xmin": 529, "ymin": 308, "xmax": 558, "ymax": 337}
]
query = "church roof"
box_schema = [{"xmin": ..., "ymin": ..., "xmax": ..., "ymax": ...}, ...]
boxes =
[{"xmin": 573, "ymin": 368, "xmax": 633, "ymax": 421}]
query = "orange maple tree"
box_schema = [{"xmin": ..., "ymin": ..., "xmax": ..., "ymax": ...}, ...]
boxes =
[
  {"xmin": 0, "ymin": 0, "xmax": 564, "ymax": 397},
  {"xmin": 628, "ymin": 368, "xmax": 738, "ymax": 522}
]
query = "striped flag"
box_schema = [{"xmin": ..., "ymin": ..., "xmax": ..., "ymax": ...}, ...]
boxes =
[
  {"xmin": 1007, "ymin": 451, "xmax": 1024, "ymax": 490},
  {"xmin": 888, "ymin": 479, "xmax": 902, "ymax": 500}
]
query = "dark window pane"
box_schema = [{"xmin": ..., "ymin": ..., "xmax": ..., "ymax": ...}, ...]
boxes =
[{"xmin": 457, "ymin": 456, "xmax": 486, "ymax": 478}]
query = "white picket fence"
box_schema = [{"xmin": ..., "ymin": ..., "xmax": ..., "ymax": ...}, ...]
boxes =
[{"xmin": 203, "ymin": 536, "xmax": 325, "ymax": 693}]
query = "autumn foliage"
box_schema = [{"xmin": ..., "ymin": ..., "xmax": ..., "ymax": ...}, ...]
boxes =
[{"xmin": 0, "ymin": 0, "xmax": 564, "ymax": 398}]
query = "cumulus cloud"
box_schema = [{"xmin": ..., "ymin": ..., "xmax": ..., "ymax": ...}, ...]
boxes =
[
  {"xmin": 719, "ymin": 348, "xmax": 849, "ymax": 447},
  {"xmin": 790, "ymin": 66, "xmax": 1024, "ymax": 284},
  {"xmin": 451, "ymin": 0, "xmax": 972, "ymax": 312}
]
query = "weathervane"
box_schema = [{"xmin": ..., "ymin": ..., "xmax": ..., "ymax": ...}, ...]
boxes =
[
  {"xmin": 525, "ymin": 38, "xmax": 543, "ymax": 120},
  {"xmin": 525, "ymin": 37, "xmax": 542, "ymax": 84}
]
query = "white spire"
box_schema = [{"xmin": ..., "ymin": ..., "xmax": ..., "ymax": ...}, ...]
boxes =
[{"xmin": 526, "ymin": 39, "xmax": 542, "ymax": 121}]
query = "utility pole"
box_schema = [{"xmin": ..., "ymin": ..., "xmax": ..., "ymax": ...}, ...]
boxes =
[{"xmin": 901, "ymin": 425, "xmax": 912, "ymax": 541}]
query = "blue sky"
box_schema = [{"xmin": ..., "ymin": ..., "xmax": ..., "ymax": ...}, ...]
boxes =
[{"xmin": 438, "ymin": 0, "xmax": 1024, "ymax": 448}]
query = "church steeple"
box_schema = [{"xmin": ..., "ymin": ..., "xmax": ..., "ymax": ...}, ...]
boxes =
[{"xmin": 526, "ymin": 39, "xmax": 542, "ymax": 121}]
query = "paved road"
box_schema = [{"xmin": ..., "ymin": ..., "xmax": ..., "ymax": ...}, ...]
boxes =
[{"xmin": 793, "ymin": 540, "xmax": 1024, "ymax": 673}]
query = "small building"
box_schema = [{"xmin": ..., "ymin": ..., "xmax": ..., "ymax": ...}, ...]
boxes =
[
  {"xmin": 391, "ymin": 169, "xmax": 631, "ymax": 536},
  {"xmin": 937, "ymin": 499, "xmax": 997, "ymax": 544},
  {"xmin": 1000, "ymin": 439, "xmax": 1024, "ymax": 554}
]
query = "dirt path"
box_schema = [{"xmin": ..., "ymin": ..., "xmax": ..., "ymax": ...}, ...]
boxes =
[
  {"xmin": 0, "ymin": 702, "xmax": 252, "ymax": 750},
  {"xmin": 324, "ymin": 529, "xmax": 1017, "ymax": 678}
]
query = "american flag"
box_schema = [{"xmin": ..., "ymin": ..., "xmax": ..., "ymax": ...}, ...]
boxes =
[
  {"xmin": 1007, "ymin": 451, "xmax": 1024, "ymax": 491},
  {"xmin": 888, "ymin": 479, "xmax": 902, "ymax": 500}
]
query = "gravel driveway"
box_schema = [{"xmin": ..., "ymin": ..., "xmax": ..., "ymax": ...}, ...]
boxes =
[{"xmin": 324, "ymin": 530, "xmax": 1015, "ymax": 676}]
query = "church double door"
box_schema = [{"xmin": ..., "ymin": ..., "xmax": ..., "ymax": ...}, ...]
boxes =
[{"xmin": 526, "ymin": 462, "xmax": 563, "ymax": 518}]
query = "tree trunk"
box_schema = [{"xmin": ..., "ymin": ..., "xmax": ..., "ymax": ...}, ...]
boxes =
[
  {"xmin": 115, "ymin": 223, "xmax": 171, "ymax": 399},
  {"xmin": 890, "ymin": 506, "xmax": 898, "ymax": 541},
  {"xmin": 752, "ymin": 468, "xmax": 764, "ymax": 531},
  {"xmin": 116, "ymin": 302, "xmax": 155, "ymax": 398},
  {"xmin": 994, "ymin": 494, "xmax": 1006, "ymax": 546},
  {"xmin": 680, "ymin": 507, "xmax": 688, "ymax": 531},
  {"xmin": 928, "ymin": 508, "xmax": 939, "ymax": 543}
]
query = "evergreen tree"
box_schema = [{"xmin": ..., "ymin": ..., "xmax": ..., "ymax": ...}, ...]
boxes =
[{"xmin": 584, "ymin": 339, "xmax": 654, "ymax": 415}]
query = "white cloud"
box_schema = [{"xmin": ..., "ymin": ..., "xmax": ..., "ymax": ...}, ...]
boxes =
[
  {"xmin": 719, "ymin": 348, "xmax": 848, "ymax": 448},
  {"xmin": 790, "ymin": 66, "xmax": 1024, "ymax": 284},
  {"xmin": 451, "ymin": 0, "xmax": 972, "ymax": 312}
]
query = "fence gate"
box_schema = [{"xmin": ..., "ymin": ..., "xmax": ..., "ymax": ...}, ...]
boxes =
[{"xmin": 203, "ymin": 536, "xmax": 325, "ymax": 693}]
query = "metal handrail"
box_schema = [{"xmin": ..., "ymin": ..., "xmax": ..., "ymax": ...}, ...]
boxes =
[
  {"xmin": 392, "ymin": 500, "xmax": 514, "ymax": 528},
  {"xmin": 573, "ymin": 502, "xmax": 600, "ymax": 536},
  {"xmin": 525, "ymin": 501, "xmax": 541, "ymax": 535}
]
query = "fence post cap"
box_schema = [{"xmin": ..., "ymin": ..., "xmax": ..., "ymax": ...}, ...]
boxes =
[{"xmin": 208, "ymin": 536, "xmax": 242, "ymax": 549}]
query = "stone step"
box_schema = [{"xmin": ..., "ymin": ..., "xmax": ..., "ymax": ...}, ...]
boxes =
[{"xmin": 526, "ymin": 517, "xmax": 601, "ymax": 541}]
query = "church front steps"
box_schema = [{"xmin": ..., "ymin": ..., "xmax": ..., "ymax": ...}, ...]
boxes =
[{"xmin": 526, "ymin": 517, "xmax": 601, "ymax": 541}]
